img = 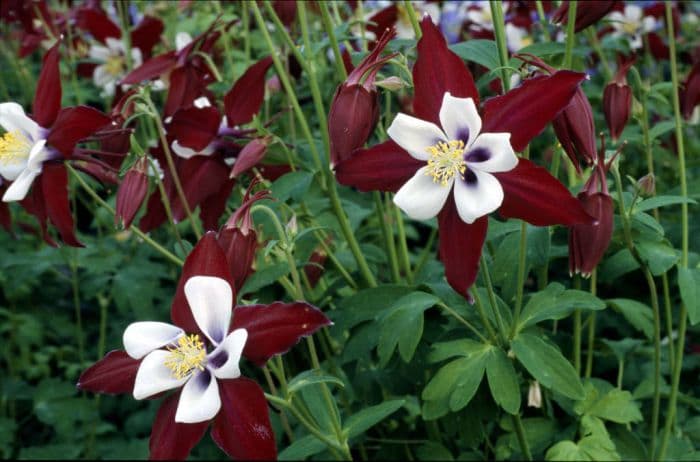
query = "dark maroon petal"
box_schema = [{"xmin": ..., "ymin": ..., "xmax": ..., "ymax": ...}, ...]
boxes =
[
  {"xmin": 494, "ymin": 158, "xmax": 594, "ymax": 226},
  {"xmin": 272, "ymin": 0, "xmax": 297, "ymax": 26},
  {"xmin": 413, "ymin": 16, "xmax": 479, "ymax": 125},
  {"xmin": 224, "ymin": 56, "xmax": 273, "ymax": 127},
  {"xmin": 603, "ymin": 83, "xmax": 632, "ymax": 141},
  {"xmin": 647, "ymin": 32, "xmax": 669, "ymax": 61},
  {"xmin": 211, "ymin": 378, "xmax": 276, "ymax": 460},
  {"xmin": 199, "ymin": 178, "xmax": 236, "ymax": 232},
  {"xmin": 172, "ymin": 232, "xmax": 235, "ymax": 333},
  {"xmin": 75, "ymin": 7, "xmax": 121, "ymax": 43},
  {"xmin": 33, "ymin": 42, "xmax": 61, "ymax": 128},
  {"xmin": 328, "ymin": 85, "xmax": 379, "ymax": 166},
  {"xmin": 47, "ymin": 106, "xmax": 111, "ymax": 158},
  {"xmin": 334, "ymin": 140, "xmax": 423, "ymax": 193},
  {"xmin": 115, "ymin": 158, "xmax": 149, "ymax": 228},
  {"xmin": 551, "ymin": 1, "xmax": 617, "ymax": 32},
  {"xmin": 438, "ymin": 201, "xmax": 487, "ymax": 301},
  {"xmin": 167, "ymin": 106, "xmax": 221, "ymax": 151},
  {"xmin": 77, "ymin": 350, "xmax": 141, "ymax": 395},
  {"xmin": 0, "ymin": 199, "xmax": 10, "ymax": 232},
  {"xmin": 19, "ymin": 185, "xmax": 56, "ymax": 247},
  {"xmin": 681, "ymin": 61, "xmax": 700, "ymax": 120},
  {"xmin": 149, "ymin": 392, "xmax": 209, "ymax": 460},
  {"xmin": 218, "ymin": 228, "xmax": 258, "ymax": 293},
  {"xmin": 232, "ymin": 302, "xmax": 331, "ymax": 366},
  {"xmin": 41, "ymin": 163, "xmax": 82, "ymax": 247},
  {"xmin": 121, "ymin": 51, "xmax": 178, "ymax": 85},
  {"xmin": 164, "ymin": 66, "xmax": 207, "ymax": 118},
  {"xmin": 170, "ymin": 156, "xmax": 230, "ymax": 223},
  {"xmin": 366, "ymin": 5, "xmax": 399, "ymax": 45},
  {"xmin": 129, "ymin": 15, "xmax": 164, "ymax": 57},
  {"xmin": 481, "ymin": 71, "xmax": 586, "ymax": 152},
  {"xmin": 568, "ymin": 192, "xmax": 614, "ymax": 276},
  {"xmin": 230, "ymin": 137, "xmax": 270, "ymax": 178}
]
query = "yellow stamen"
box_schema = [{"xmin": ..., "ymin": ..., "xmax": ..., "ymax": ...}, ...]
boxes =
[
  {"xmin": 164, "ymin": 334, "xmax": 207, "ymax": 379},
  {"xmin": 105, "ymin": 55, "xmax": 125, "ymax": 77},
  {"xmin": 425, "ymin": 140, "xmax": 467, "ymax": 186},
  {"xmin": 0, "ymin": 130, "xmax": 31, "ymax": 166}
]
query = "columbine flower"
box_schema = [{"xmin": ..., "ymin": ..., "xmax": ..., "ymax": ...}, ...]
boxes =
[
  {"xmin": 608, "ymin": 4, "xmax": 657, "ymax": 50},
  {"xmin": 389, "ymin": 92, "xmax": 518, "ymax": 223},
  {"xmin": 335, "ymin": 17, "xmax": 592, "ymax": 299},
  {"xmin": 79, "ymin": 232, "xmax": 331, "ymax": 460},
  {"xmin": 89, "ymin": 37, "xmax": 143, "ymax": 96}
]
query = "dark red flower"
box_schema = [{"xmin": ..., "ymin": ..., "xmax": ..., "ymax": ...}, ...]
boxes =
[
  {"xmin": 78, "ymin": 232, "xmax": 331, "ymax": 460},
  {"xmin": 603, "ymin": 56, "xmax": 635, "ymax": 141},
  {"xmin": 551, "ymin": 1, "xmax": 618, "ymax": 33},
  {"xmin": 335, "ymin": 18, "xmax": 593, "ymax": 300}
]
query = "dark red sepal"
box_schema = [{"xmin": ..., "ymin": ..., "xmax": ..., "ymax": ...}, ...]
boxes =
[
  {"xmin": 167, "ymin": 106, "xmax": 221, "ymax": 151},
  {"xmin": 413, "ymin": 16, "xmax": 479, "ymax": 125},
  {"xmin": 19, "ymin": 184, "xmax": 56, "ymax": 247},
  {"xmin": 438, "ymin": 201, "xmax": 487, "ymax": 302},
  {"xmin": 172, "ymin": 232, "xmax": 236, "ymax": 334},
  {"xmin": 481, "ymin": 71, "xmax": 586, "ymax": 152},
  {"xmin": 77, "ymin": 350, "xmax": 141, "ymax": 395},
  {"xmin": 75, "ymin": 7, "xmax": 121, "ymax": 43},
  {"xmin": 0, "ymin": 200, "xmax": 10, "ymax": 233},
  {"xmin": 121, "ymin": 51, "xmax": 177, "ymax": 85},
  {"xmin": 334, "ymin": 140, "xmax": 423, "ymax": 193},
  {"xmin": 149, "ymin": 392, "xmax": 209, "ymax": 460},
  {"xmin": 130, "ymin": 15, "xmax": 164, "ymax": 57},
  {"xmin": 211, "ymin": 378, "xmax": 277, "ymax": 461},
  {"xmin": 170, "ymin": 156, "xmax": 229, "ymax": 223},
  {"xmin": 494, "ymin": 158, "xmax": 593, "ymax": 226},
  {"xmin": 224, "ymin": 56, "xmax": 273, "ymax": 127},
  {"xmin": 232, "ymin": 302, "xmax": 331, "ymax": 366},
  {"xmin": 41, "ymin": 163, "xmax": 82, "ymax": 247},
  {"xmin": 47, "ymin": 106, "xmax": 111, "ymax": 157},
  {"xmin": 33, "ymin": 42, "xmax": 61, "ymax": 128}
]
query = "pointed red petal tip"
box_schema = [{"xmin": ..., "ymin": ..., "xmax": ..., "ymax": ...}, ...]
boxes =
[
  {"xmin": 41, "ymin": 164, "xmax": 83, "ymax": 247},
  {"xmin": 172, "ymin": 232, "xmax": 236, "ymax": 334},
  {"xmin": 232, "ymin": 302, "xmax": 332, "ymax": 366},
  {"xmin": 551, "ymin": 0, "xmax": 617, "ymax": 33},
  {"xmin": 129, "ymin": 15, "xmax": 164, "ymax": 57},
  {"xmin": 438, "ymin": 201, "xmax": 487, "ymax": 302},
  {"xmin": 77, "ymin": 350, "xmax": 141, "ymax": 395},
  {"xmin": 75, "ymin": 7, "xmax": 122, "ymax": 43},
  {"xmin": 47, "ymin": 106, "xmax": 112, "ymax": 157},
  {"xmin": 413, "ymin": 16, "xmax": 479, "ymax": 125},
  {"xmin": 149, "ymin": 392, "xmax": 209, "ymax": 461},
  {"xmin": 568, "ymin": 192, "xmax": 614, "ymax": 277},
  {"xmin": 33, "ymin": 42, "xmax": 62, "ymax": 128},
  {"xmin": 334, "ymin": 140, "xmax": 423, "ymax": 193},
  {"xmin": 167, "ymin": 106, "xmax": 221, "ymax": 151},
  {"xmin": 211, "ymin": 378, "xmax": 277, "ymax": 460},
  {"xmin": 495, "ymin": 158, "xmax": 595, "ymax": 226},
  {"xmin": 224, "ymin": 56, "xmax": 273, "ymax": 127},
  {"xmin": 481, "ymin": 70, "xmax": 587, "ymax": 153}
]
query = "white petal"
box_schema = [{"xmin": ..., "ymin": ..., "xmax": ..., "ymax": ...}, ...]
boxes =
[
  {"xmin": 439, "ymin": 93, "xmax": 481, "ymax": 147},
  {"xmin": 387, "ymin": 113, "xmax": 447, "ymax": 161},
  {"xmin": 184, "ymin": 276, "xmax": 233, "ymax": 346},
  {"xmin": 0, "ymin": 102, "xmax": 40, "ymax": 140},
  {"xmin": 208, "ymin": 328, "xmax": 247, "ymax": 379},
  {"xmin": 171, "ymin": 140, "xmax": 215, "ymax": 159},
  {"xmin": 175, "ymin": 32, "xmax": 193, "ymax": 52},
  {"xmin": 0, "ymin": 161, "xmax": 25, "ymax": 181},
  {"xmin": 123, "ymin": 321, "xmax": 184, "ymax": 359},
  {"xmin": 193, "ymin": 97, "xmax": 211, "ymax": 108},
  {"xmin": 2, "ymin": 168, "xmax": 40, "ymax": 202},
  {"xmin": 105, "ymin": 37, "xmax": 125, "ymax": 53},
  {"xmin": 26, "ymin": 139, "xmax": 50, "ymax": 171},
  {"xmin": 465, "ymin": 133, "xmax": 518, "ymax": 173},
  {"xmin": 131, "ymin": 47, "xmax": 143, "ymax": 68},
  {"xmin": 175, "ymin": 369, "xmax": 221, "ymax": 423},
  {"xmin": 88, "ymin": 44, "xmax": 111, "ymax": 62},
  {"xmin": 133, "ymin": 350, "xmax": 188, "ymax": 399},
  {"xmin": 625, "ymin": 5, "xmax": 642, "ymax": 21},
  {"xmin": 453, "ymin": 169, "xmax": 504, "ymax": 224},
  {"xmin": 93, "ymin": 65, "xmax": 114, "ymax": 88},
  {"xmin": 394, "ymin": 166, "xmax": 453, "ymax": 220}
]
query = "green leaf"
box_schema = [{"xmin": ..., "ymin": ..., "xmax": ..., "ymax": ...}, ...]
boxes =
[
  {"xmin": 427, "ymin": 339, "xmax": 487, "ymax": 363},
  {"xmin": 512, "ymin": 333, "xmax": 584, "ymax": 400},
  {"xmin": 278, "ymin": 435, "xmax": 326, "ymax": 461},
  {"xmin": 519, "ymin": 283, "xmax": 605, "ymax": 330},
  {"xmin": 526, "ymin": 225, "xmax": 551, "ymax": 268},
  {"xmin": 377, "ymin": 292, "xmax": 438, "ymax": 365},
  {"xmin": 634, "ymin": 195, "xmax": 697, "ymax": 213},
  {"xmin": 270, "ymin": 171, "xmax": 314, "ymax": 202},
  {"xmin": 546, "ymin": 441, "xmax": 587, "ymax": 461},
  {"xmin": 648, "ymin": 120, "xmax": 675, "ymax": 141},
  {"xmin": 607, "ymin": 299, "xmax": 654, "ymax": 339},
  {"xmin": 332, "ymin": 285, "xmax": 415, "ymax": 331},
  {"xmin": 599, "ymin": 249, "xmax": 640, "ymax": 281},
  {"xmin": 486, "ymin": 348, "xmax": 521, "ymax": 414},
  {"xmin": 635, "ymin": 238, "xmax": 679, "ymax": 276},
  {"xmin": 288, "ymin": 371, "xmax": 345, "ymax": 395},
  {"xmin": 609, "ymin": 425, "xmax": 648, "ymax": 461},
  {"xmin": 344, "ymin": 400, "xmax": 405, "ymax": 439},
  {"xmin": 450, "ymin": 40, "xmax": 500, "ymax": 70},
  {"xmin": 415, "ymin": 442, "xmax": 455, "ymax": 461},
  {"xmin": 678, "ymin": 267, "xmax": 700, "ymax": 325},
  {"xmin": 587, "ymin": 389, "xmax": 643, "ymax": 424},
  {"xmin": 238, "ymin": 262, "xmax": 290, "ymax": 296}
]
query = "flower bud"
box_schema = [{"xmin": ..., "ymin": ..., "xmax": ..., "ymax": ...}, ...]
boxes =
[
  {"xmin": 115, "ymin": 157, "xmax": 149, "ymax": 229},
  {"xmin": 603, "ymin": 57, "xmax": 635, "ymax": 141},
  {"xmin": 304, "ymin": 245, "xmax": 328, "ymax": 288},
  {"xmin": 374, "ymin": 76, "xmax": 407, "ymax": 91},
  {"xmin": 552, "ymin": 88, "xmax": 597, "ymax": 172},
  {"xmin": 230, "ymin": 136, "xmax": 271, "ymax": 179},
  {"xmin": 551, "ymin": 1, "xmax": 617, "ymax": 33},
  {"xmin": 637, "ymin": 173, "xmax": 655, "ymax": 197},
  {"xmin": 528, "ymin": 381, "xmax": 542, "ymax": 408}
]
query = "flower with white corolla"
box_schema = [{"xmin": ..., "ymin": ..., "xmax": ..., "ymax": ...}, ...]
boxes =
[
  {"xmin": 0, "ymin": 103, "xmax": 53, "ymax": 202},
  {"xmin": 89, "ymin": 37, "xmax": 143, "ymax": 96},
  {"xmin": 389, "ymin": 93, "xmax": 518, "ymax": 224},
  {"xmin": 124, "ymin": 276, "xmax": 247, "ymax": 423},
  {"xmin": 608, "ymin": 4, "xmax": 657, "ymax": 50}
]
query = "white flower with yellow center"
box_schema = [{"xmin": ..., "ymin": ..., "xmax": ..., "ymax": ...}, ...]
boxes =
[
  {"xmin": 0, "ymin": 103, "xmax": 52, "ymax": 202},
  {"xmin": 389, "ymin": 92, "xmax": 518, "ymax": 224},
  {"xmin": 89, "ymin": 37, "xmax": 143, "ymax": 97},
  {"xmin": 123, "ymin": 276, "xmax": 248, "ymax": 424},
  {"xmin": 608, "ymin": 4, "xmax": 657, "ymax": 50}
]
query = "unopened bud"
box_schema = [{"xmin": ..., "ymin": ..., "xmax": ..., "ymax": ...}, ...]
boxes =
[
  {"xmin": 528, "ymin": 381, "xmax": 542, "ymax": 408},
  {"xmin": 637, "ymin": 173, "xmax": 656, "ymax": 197},
  {"xmin": 374, "ymin": 76, "xmax": 407, "ymax": 91}
]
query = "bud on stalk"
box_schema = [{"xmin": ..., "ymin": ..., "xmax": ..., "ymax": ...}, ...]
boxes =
[
  {"xmin": 603, "ymin": 56, "xmax": 635, "ymax": 141},
  {"xmin": 115, "ymin": 157, "xmax": 149, "ymax": 229}
]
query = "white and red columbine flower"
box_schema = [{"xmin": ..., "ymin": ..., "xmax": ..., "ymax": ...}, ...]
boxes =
[
  {"xmin": 335, "ymin": 17, "xmax": 593, "ymax": 300},
  {"xmin": 79, "ymin": 232, "xmax": 331, "ymax": 460}
]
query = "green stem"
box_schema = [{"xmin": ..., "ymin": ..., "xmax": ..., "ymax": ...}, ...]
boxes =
[
  {"xmin": 489, "ymin": 0, "xmax": 511, "ymax": 91},
  {"xmin": 67, "ymin": 164, "xmax": 184, "ymax": 267},
  {"xmin": 69, "ymin": 250, "xmax": 84, "ymax": 364},
  {"xmin": 117, "ymin": 1, "xmax": 133, "ymax": 71},
  {"xmin": 319, "ymin": 1, "xmax": 348, "ymax": 81},
  {"xmin": 563, "ymin": 1, "xmax": 577, "ymax": 69},
  {"xmin": 471, "ymin": 288, "xmax": 499, "ymax": 344},
  {"xmin": 394, "ymin": 206, "xmax": 413, "ymax": 284},
  {"xmin": 535, "ymin": 0, "xmax": 551, "ymax": 42},
  {"xmin": 403, "ymin": 0, "xmax": 422, "ymax": 39},
  {"xmin": 573, "ymin": 276, "xmax": 582, "ymax": 375},
  {"xmin": 585, "ymin": 28, "xmax": 612, "ymax": 81},
  {"xmin": 413, "ymin": 227, "xmax": 438, "ymax": 276},
  {"xmin": 480, "ymin": 255, "xmax": 508, "ymax": 342},
  {"xmin": 584, "ymin": 270, "xmax": 597, "ymax": 378},
  {"xmin": 375, "ymin": 193, "xmax": 401, "ymax": 283},
  {"xmin": 437, "ymin": 303, "xmax": 489, "ymax": 344},
  {"xmin": 658, "ymin": 3, "xmax": 690, "ymax": 457},
  {"xmin": 511, "ymin": 413, "xmax": 533, "ymax": 461}
]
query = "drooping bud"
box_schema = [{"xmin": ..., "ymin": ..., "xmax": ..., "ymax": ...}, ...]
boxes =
[
  {"xmin": 218, "ymin": 179, "xmax": 270, "ymax": 292},
  {"xmin": 568, "ymin": 136, "xmax": 622, "ymax": 277},
  {"xmin": 551, "ymin": 1, "xmax": 617, "ymax": 33},
  {"xmin": 230, "ymin": 136, "xmax": 271, "ymax": 178},
  {"xmin": 527, "ymin": 381, "xmax": 542, "ymax": 408},
  {"xmin": 603, "ymin": 56, "xmax": 635, "ymax": 141},
  {"xmin": 304, "ymin": 237, "xmax": 331, "ymax": 288},
  {"xmin": 328, "ymin": 28, "xmax": 397, "ymax": 167},
  {"xmin": 115, "ymin": 157, "xmax": 149, "ymax": 229}
]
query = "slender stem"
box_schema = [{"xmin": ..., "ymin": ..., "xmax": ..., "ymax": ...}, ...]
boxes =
[
  {"xmin": 403, "ymin": 0, "xmax": 422, "ymax": 39},
  {"xmin": 585, "ymin": 28, "xmax": 612, "ymax": 81},
  {"xmin": 69, "ymin": 250, "xmax": 84, "ymax": 364},
  {"xmin": 489, "ymin": 0, "xmax": 511, "ymax": 92},
  {"xmin": 375, "ymin": 193, "xmax": 401, "ymax": 283},
  {"xmin": 117, "ymin": 1, "xmax": 133, "ymax": 71},
  {"xmin": 511, "ymin": 413, "xmax": 533, "ymax": 461},
  {"xmin": 563, "ymin": 1, "xmax": 577, "ymax": 69},
  {"xmin": 573, "ymin": 276, "xmax": 582, "ymax": 375},
  {"xmin": 534, "ymin": 0, "xmax": 551, "ymax": 42},
  {"xmin": 511, "ymin": 221, "xmax": 528, "ymax": 334},
  {"xmin": 413, "ymin": 227, "xmax": 438, "ymax": 276},
  {"xmin": 480, "ymin": 255, "xmax": 508, "ymax": 342},
  {"xmin": 394, "ymin": 206, "xmax": 413, "ymax": 284},
  {"xmin": 584, "ymin": 270, "xmax": 597, "ymax": 378},
  {"xmin": 319, "ymin": 1, "xmax": 348, "ymax": 81},
  {"xmin": 659, "ymin": 3, "xmax": 690, "ymax": 457},
  {"xmin": 67, "ymin": 164, "xmax": 184, "ymax": 267},
  {"xmin": 437, "ymin": 303, "xmax": 489, "ymax": 344},
  {"xmin": 471, "ymin": 288, "xmax": 499, "ymax": 344}
]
